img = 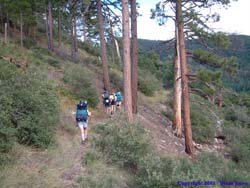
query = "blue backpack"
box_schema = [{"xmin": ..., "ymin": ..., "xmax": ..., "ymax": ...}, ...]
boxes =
[
  {"xmin": 116, "ymin": 92, "xmax": 123, "ymax": 102},
  {"xmin": 76, "ymin": 104, "xmax": 88, "ymax": 122}
]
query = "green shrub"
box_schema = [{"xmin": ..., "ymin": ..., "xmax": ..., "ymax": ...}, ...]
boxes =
[
  {"xmin": 109, "ymin": 70, "xmax": 123, "ymax": 91},
  {"xmin": 77, "ymin": 162, "xmax": 129, "ymax": 188},
  {"xmin": 84, "ymin": 150, "xmax": 100, "ymax": 166},
  {"xmin": 138, "ymin": 69, "xmax": 162, "ymax": 96},
  {"xmin": 0, "ymin": 60, "xmax": 59, "ymax": 164},
  {"xmin": 94, "ymin": 113, "xmax": 151, "ymax": 170},
  {"xmin": 135, "ymin": 152, "xmax": 228, "ymax": 188},
  {"xmin": 63, "ymin": 64, "xmax": 99, "ymax": 108},
  {"xmin": 224, "ymin": 106, "xmax": 250, "ymax": 128},
  {"xmin": 224, "ymin": 127, "xmax": 250, "ymax": 170},
  {"xmin": 23, "ymin": 38, "xmax": 37, "ymax": 49},
  {"xmin": 135, "ymin": 154, "xmax": 174, "ymax": 188},
  {"xmin": 79, "ymin": 41, "xmax": 100, "ymax": 57},
  {"xmin": 190, "ymin": 95, "xmax": 219, "ymax": 144},
  {"xmin": 47, "ymin": 58, "xmax": 60, "ymax": 68},
  {"xmin": 191, "ymin": 110, "xmax": 215, "ymax": 143}
]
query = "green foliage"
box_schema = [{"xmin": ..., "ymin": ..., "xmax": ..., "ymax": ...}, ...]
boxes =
[
  {"xmin": 138, "ymin": 35, "xmax": 250, "ymax": 92},
  {"xmin": 224, "ymin": 127, "xmax": 250, "ymax": 170},
  {"xmin": 0, "ymin": 60, "xmax": 59, "ymax": 164},
  {"xmin": 193, "ymin": 49, "xmax": 238, "ymax": 75},
  {"xmin": 192, "ymin": 69, "xmax": 223, "ymax": 99},
  {"xmin": 63, "ymin": 64, "xmax": 99, "ymax": 108},
  {"xmin": 224, "ymin": 106, "xmax": 250, "ymax": 128},
  {"xmin": 79, "ymin": 41, "xmax": 100, "ymax": 57},
  {"xmin": 94, "ymin": 114, "xmax": 151, "ymax": 170},
  {"xmin": 138, "ymin": 69, "xmax": 162, "ymax": 96},
  {"xmin": 84, "ymin": 149, "xmax": 101, "ymax": 166},
  {"xmin": 135, "ymin": 154, "xmax": 174, "ymax": 188},
  {"xmin": 135, "ymin": 152, "xmax": 229, "ymax": 188},
  {"xmin": 190, "ymin": 94, "xmax": 219, "ymax": 143},
  {"xmin": 46, "ymin": 58, "xmax": 60, "ymax": 68},
  {"xmin": 78, "ymin": 161, "xmax": 129, "ymax": 188},
  {"xmin": 23, "ymin": 38, "xmax": 37, "ymax": 49},
  {"xmin": 162, "ymin": 61, "xmax": 174, "ymax": 89},
  {"xmin": 109, "ymin": 69, "xmax": 123, "ymax": 91},
  {"xmin": 210, "ymin": 32, "xmax": 230, "ymax": 49}
]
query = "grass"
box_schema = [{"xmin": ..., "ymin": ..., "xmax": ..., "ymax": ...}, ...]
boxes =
[{"xmin": 79, "ymin": 149, "xmax": 130, "ymax": 188}]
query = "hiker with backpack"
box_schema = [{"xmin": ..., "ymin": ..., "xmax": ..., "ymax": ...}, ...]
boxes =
[
  {"xmin": 102, "ymin": 90, "xmax": 111, "ymax": 115},
  {"xmin": 109, "ymin": 92, "xmax": 117, "ymax": 114},
  {"xmin": 76, "ymin": 100, "xmax": 91, "ymax": 143},
  {"xmin": 115, "ymin": 91, "xmax": 123, "ymax": 110}
]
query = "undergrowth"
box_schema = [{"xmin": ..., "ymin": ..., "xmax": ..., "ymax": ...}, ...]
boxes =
[
  {"xmin": 89, "ymin": 113, "xmax": 250, "ymax": 188},
  {"xmin": 0, "ymin": 59, "xmax": 59, "ymax": 165}
]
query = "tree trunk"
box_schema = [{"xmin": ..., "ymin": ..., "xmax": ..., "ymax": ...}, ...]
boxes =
[
  {"xmin": 45, "ymin": 2, "xmax": 50, "ymax": 49},
  {"xmin": 70, "ymin": 0, "xmax": 76, "ymax": 61},
  {"xmin": 58, "ymin": 10, "xmax": 62, "ymax": 48},
  {"xmin": 219, "ymin": 92, "xmax": 223, "ymax": 108},
  {"xmin": 48, "ymin": 0, "xmax": 54, "ymax": 51},
  {"xmin": 173, "ymin": 22, "xmax": 182, "ymax": 137},
  {"xmin": 73, "ymin": 11, "xmax": 78, "ymax": 53},
  {"xmin": 97, "ymin": 0, "xmax": 111, "ymax": 91},
  {"xmin": 0, "ymin": 4, "xmax": 3, "ymax": 28},
  {"xmin": 82, "ymin": 13, "xmax": 86, "ymax": 42},
  {"xmin": 20, "ymin": 11, "xmax": 23, "ymax": 47},
  {"xmin": 82, "ymin": 5, "xmax": 89, "ymax": 42},
  {"xmin": 31, "ymin": 1, "xmax": 37, "ymax": 41},
  {"xmin": 176, "ymin": 0, "xmax": 194, "ymax": 156},
  {"xmin": 109, "ymin": 20, "xmax": 116, "ymax": 64},
  {"xmin": 4, "ymin": 22, "xmax": 7, "ymax": 44},
  {"xmin": 131, "ymin": 0, "xmax": 138, "ymax": 114},
  {"xmin": 114, "ymin": 37, "xmax": 121, "ymax": 63},
  {"xmin": 109, "ymin": 20, "xmax": 121, "ymax": 64},
  {"xmin": 71, "ymin": 14, "xmax": 76, "ymax": 60},
  {"xmin": 122, "ymin": 0, "xmax": 133, "ymax": 122}
]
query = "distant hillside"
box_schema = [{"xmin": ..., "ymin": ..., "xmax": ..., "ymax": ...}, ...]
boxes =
[{"xmin": 138, "ymin": 35, "xmax": 250, "ymax": 92}]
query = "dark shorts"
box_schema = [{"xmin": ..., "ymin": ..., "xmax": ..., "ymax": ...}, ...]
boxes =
[
  {"xmin": 103, "ymin": 99, "xmax": 110, "ymax": 107},
  {"xmin": 111, "ymin": 100, "xmax": 116, "ymax": 106}
]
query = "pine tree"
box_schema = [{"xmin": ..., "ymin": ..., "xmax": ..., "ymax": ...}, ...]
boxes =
[
  {"xmin": 97, "ymin": 0, "xmax": 111, "ymax": 91},
  {"xmin": 152, "ymin": 0, "xmax": 237, "ymax": 156},
  {"xmin": 131, "ymin": 0, "xmax": 138, "ymax": 114},
  {"xmin": 122, "ymin": 0, "xmax": 133, "ymax": 121}
]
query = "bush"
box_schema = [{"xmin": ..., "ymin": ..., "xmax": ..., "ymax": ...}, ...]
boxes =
[
  {"xmin": 138, "ymin": 69, "xmax": 162, "ymax": 96},
  {"xmin": 224, "ymin": 127, "xmax": 250, "ymax": 170},
  {"xmin": 94, "ymin": 113, "xmax": 151, "ymax": 170},
  {"xmin": 191, "ymin": 110, "xmax": 215, "ymax": 143},
  {"xmin": 189, "ymin": 94, "xmax": 220, "ymax": 144},
  {"xmin": 79, "ymin": 41, "xmax": 100, "ymax": 57},
  {"xmin": 135, "ymin": 154, "xmax": 174, "ymax": 188},
  {"xmin": 47, "ymin": 58, "xmax": 60, "ymax": 68},
  {"xmin": 0, "ymin": 60, "xmax": 59, "ymax": 164},
  {"xmin": 109, "ymin": 69, "xmax": 123, "ymax": 91},
  {"xmin": 135, "ymin": 152, "xmax": 228, "ymax": 188},
  {"xmin": 78, "ymin": 161, "xmax": 129, "ymax": 188},
  {"xmin": 23, "ymin": 38, "xmax": 37, "ymax": 49},
  {"xmin": 63, "ymin": 64, "xmax": 99, "ymax": 108},
  {"xmin": 224, "ymin": 105, "xmax": 250, "ymax": 128}
]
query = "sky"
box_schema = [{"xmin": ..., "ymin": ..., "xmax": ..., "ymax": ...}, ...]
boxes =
[{"xmin": 136, "ymin": 0, "xmax": 250, "ymax": 40}]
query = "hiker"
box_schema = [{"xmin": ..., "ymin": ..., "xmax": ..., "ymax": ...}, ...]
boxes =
[
  {"xmin": 109, "ymin": 92, "xmax": 117, "ymax": 114},
  {"xmin": 102, "ymin": 90, "xmax": 111, "ymax": 115},
  {"xmin": 76, "ymin": 100, "xmax": 91, "ymax": 143},
  {"xmin": 115, "ymin": 91, "xmax": 123, "ymax": 110}
]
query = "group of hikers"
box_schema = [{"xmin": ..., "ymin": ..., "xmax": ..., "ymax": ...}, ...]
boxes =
[
  {"xmin": 75, "ymin": 90, "xmax": 123, "ymax": 143},
  {"xmin": 102, "ymin": 90, "xmax": 123, "ymax": 116}
]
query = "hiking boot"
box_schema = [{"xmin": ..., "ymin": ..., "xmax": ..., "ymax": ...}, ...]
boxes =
[{"xmin": 82, "ymin": 139, "xmax": 85, "ymax": 144}]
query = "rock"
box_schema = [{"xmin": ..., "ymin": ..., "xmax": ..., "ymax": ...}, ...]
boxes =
[{"xmin": 160, "ymin": 139, "xmax": 166, "ymax": 143}]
